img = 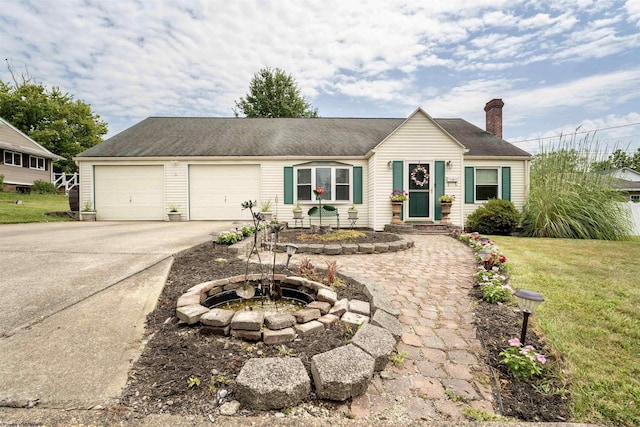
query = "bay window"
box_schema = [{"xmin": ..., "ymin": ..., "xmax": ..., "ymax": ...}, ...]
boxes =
[{"xmin": 296, "ymin": 164, "xmax": 351, "ymax": 202}]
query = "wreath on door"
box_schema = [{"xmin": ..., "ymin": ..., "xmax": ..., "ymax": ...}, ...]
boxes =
[{"xmin": 410, "ymin": 165, "xmax": 429, "ymax": 187}]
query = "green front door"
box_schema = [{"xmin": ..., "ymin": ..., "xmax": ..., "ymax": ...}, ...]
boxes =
[{"xmin": 408, "ymin": 163, "xmax": 430, "ymax": 218}]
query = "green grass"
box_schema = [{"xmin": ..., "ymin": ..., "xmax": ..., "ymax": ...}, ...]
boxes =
[
  {"xmin": 0, "ymin": 192, "xmax": 72, "ymax": 223},
  {"xmin": 492, "ymin": 236, "xmax": 640, "ymax": 426}
]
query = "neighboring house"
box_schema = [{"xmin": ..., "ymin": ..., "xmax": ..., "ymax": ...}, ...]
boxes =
[
  {"xmin": 609, "ymin": 167, "xmax": 640, "ymax": 182},
  {"xmin": 602, "ymin": 168, "xmax": 640, "ymax": 202},
  {"xmin": 0, "ymin": 116, "xmax": 64, "ymax": 191},
  {"xmin": 75, "ymin": 99, "xmax": 532, "ymax": 230}
]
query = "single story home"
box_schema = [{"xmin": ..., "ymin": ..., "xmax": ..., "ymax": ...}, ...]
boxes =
[
  {"xmin": 0, "ymin": 116, "xmax": 64, "ymax": 191},
  {"xmin": 75, "ymin": 99, "xmax": 532, "ymax": 230},
  {"xmin": 608, "ymin": 168, "xmax": 640, "ymax": 202}
]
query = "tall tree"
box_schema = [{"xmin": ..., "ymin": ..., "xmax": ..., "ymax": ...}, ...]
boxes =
[
  {"xmin": 0, "ymin": 71, "xmax": 108, "ymax": 173},
  {"xmin": 591, "ymin": 148, "xmax": 640, "ymax": 172},
  {"xmin": 234, "ymin": 67, "xmax": 318, "ymax": 118}
]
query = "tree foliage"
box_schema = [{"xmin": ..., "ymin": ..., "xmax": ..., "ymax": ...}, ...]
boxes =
[
  {"xmin": 234, "ymin": 67, "xmax": 318, "ymax": 118},
  {"xmin": 0, "ymin": 74, "xmax": 108, "ymax": 173},
  {"xmin": 591, "ymin": 148, "xmax": 640, "ymax": 172}
]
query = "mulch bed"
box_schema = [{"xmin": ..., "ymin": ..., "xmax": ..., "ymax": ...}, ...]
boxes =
[
  {"xmin": 277, "ymin": 229, "xmax": 400, "ymax": 244},
  {"xmin": 119, "ymin": 234, "xmax": 571, "ymax": 422},
  {"xmin": 472, "ymin": 286, "xmax": 571, "ymax": 422}
]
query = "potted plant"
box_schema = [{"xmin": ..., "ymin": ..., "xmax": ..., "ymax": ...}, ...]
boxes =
[
  {"xmin": 438, "ymin": 194, "xmax": 455, "ymax": 224},
  {"xmin": 81, "ymin": 201, "xmax": 96, "ymax": 221},
  {"xmin": 389, "ymin": 190, "xmax": 408, "ymax": 224},
  {"xmin": 168, "ymin": 203, "xmax": 181, "ymax": 222},
  {"xmin": 348, "ymin": 204, "xmax": 358, "ymax": 219},
  {"xmin": 292, "ymin": 201, "xmax": 303, "ymax": 219},
  {"xmin": 261, "ymin": 199, "xmax": 273, "ymax": 222}
]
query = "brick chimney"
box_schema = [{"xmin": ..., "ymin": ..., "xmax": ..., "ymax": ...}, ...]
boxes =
[{"xmin": 484, "ymin": 98, "xmax": 504, "ymax": 139}]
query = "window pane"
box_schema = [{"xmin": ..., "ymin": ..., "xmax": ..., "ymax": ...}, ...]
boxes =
[
  {"xmin": 476, "ymin": 169, "xmax": 498, "ymax": 185},
  {"xmin": 316, "ymin": 168, "xmax": 332, "ymax": 200},
  {"xmin": 30, "ymin": 157, "xmax": 36, "ymax": 168},
  {"xmin": 336, "ymin": 184, "xmax": 350, "ymax": 200},
  {"xmin": 336, "ymin": 168, "xmax": 349, "ymax": 184},
  {"xmin": 297, "ymin": 185, "xmax": 311, "ymax": 201},
  {"xmin": 476, "ymin": 185, "xmax": 498, "ymax": 201},
  {"xmin": 4, "ymin": 151, "xmax": 12, "ymax": 164},
  {"xmin": 297, "ymin": 168, "xmax": 311, "ymax": 184}
]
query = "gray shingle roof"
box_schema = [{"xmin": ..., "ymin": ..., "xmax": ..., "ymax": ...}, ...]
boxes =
[{"xmin": 77, "ymin": 116, "xmax": 531, "ymax": 158}]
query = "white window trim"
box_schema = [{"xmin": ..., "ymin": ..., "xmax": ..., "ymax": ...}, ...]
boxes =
[
  {"xmin": 29, "ymin": 155, "xmax": 45, "ymax": 170},
  {"xmin": 474, "ymin": 167, "xmax": 501, "ymax": 203},
  {"xmin": 294, "ymin": 165, "xmax": 353, "ymax": 204},
  {"xmin": 3, "ymin": 150, "xmax": 22, "ymax": 167}
]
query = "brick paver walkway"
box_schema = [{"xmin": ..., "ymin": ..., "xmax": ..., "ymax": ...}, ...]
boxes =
[{"xmin": 292, "ymin": 234, "xmax": 495, "ymax": 422}]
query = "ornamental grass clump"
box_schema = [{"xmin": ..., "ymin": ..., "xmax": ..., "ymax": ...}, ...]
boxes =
[
  {"xmin": 499, "ymin": 338, "xmax": 546, "ymax": 380},
  {"xmin": 522, "ymin": 132, "xmax": 632, "ymax": 240}
]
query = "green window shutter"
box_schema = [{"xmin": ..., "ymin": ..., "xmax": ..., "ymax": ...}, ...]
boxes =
[
  {"xmin": 284, "ymin": 166, "xmax": 293, "ymax": 204},
  {"xmin": 465, "ymin": 167, "xmax": 475, "ymax": 204},
  {"xmin": 392, "ymin": 161, "xmax": 403, "ymax": 191},
  {"xmin": 501, "ymin": 167, "xmax": 511, "ymax": 201},
  {"xmin": 434, "ymin": 161, "xmax": 445, "ymax": 220},
  {"xmin": 353, "ymin": 166, "xmax": 363, "ymax": 204}
]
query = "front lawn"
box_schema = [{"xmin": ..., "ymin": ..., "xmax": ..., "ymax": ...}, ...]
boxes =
[
  {"xmin": 492, "ymin": 236, "xmax": 640, "ymax": 426},
  {"xmin": 0, "ymin": 192, "xmax": 72, "ymax": 223}
]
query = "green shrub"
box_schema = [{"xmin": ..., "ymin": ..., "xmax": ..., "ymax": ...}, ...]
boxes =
[
  {"xmin": 466, "ymin": 199, "xmax": 520, "ymax": 235},
  {"xmin": 480, "ymin": 283, "xmax": 512, "ymax": 303},
  {"xmin": 0, "ymin": 174, "xmax": 4, "ymax": 191},
  {"xmin": 216, "ymin": 230, "xmax": 243, "ymax": 245},
  {"xmin": 31, "ymin": 180, "xmax": 59, "ymax": 195}
]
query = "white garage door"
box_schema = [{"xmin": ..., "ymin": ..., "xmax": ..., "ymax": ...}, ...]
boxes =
[
  {"xmin": 94, "ymin": 165, "xmax": 165, "ymax": 220},
  {"xmin": 189, "ymin": 165, "xmax": 260, "ymax": 220}
]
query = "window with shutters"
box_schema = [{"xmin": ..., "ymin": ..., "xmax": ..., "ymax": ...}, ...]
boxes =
[
  {"xmin": 475, "ymin": 168, "xmax": 499, "ymax": 201},
  {"xmin": 295, "ymin": 165, "xmax": 351, "ymax": 203}
]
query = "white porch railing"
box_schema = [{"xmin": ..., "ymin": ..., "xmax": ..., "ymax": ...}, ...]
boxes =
[{"xmin": 53, "ymin": 172, "xmax": 79, "ymax": 194}]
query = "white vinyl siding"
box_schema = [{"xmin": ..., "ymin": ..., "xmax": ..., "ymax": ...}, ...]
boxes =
[
  {"xmin": 189, "ymin": 164, "xmax": 260, "ymax": 220},
  {"xmin": 369, "ymin": 110, "xmax": 465, "ymax": 231},
  {"xmin": 463, "ymin": 159, "xmax": 529, "ymax": 224},
  {"xmin": 94, "ymin": 165, "xmax": 165, "ymax": 220}
]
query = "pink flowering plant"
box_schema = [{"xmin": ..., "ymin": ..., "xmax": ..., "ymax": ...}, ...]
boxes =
[
  {"xmin": 499, "ymin": 338, "xmax": 546, "ymax": 379},
  {"xmin": 390, "ymin": 190, "xmax": 409, "ymax": 202}
]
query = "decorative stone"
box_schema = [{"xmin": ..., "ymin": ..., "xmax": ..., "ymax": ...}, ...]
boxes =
[
  {"xmin": 358, "ymin": 243, "xmax": 374, "ymax": 254},
  {"xmin": 283, "ymin": 276, "xmax": 305, "ymax": 286},
  {"xmin": 223, "ymin": 282, "xmax": 240, "ymax": 291},
  {"xmin": 311, "ymin": 344, "xmax": 375, "ymax": 401},
  {"xmin": 201, "ymin": 309, "xmax": 235, "ymax": 327},
  {"xmin": 387, "ymin": 241, "xmax": 405, "ymax": 252},
  {"xmin": 231, "ymin": 329, "xmax": 262, "ymax": 341},
  {"xmin": 219, "ymin": 400, "xmax": 240, "ymax": 416},
  {"xmin": 294, "ymin": 320, "xmax": 324, "ymax": 337},
  {"xmin": 294, "ymin": 243, "xmax": 308, "ymax": 253},
  {"xmin": 371, "ymin": 309, "xmax": 403, "ymax": 340},
  {"xmin": 318, "ymin": 313, "xmax": 339, "ymax": 326},
  {"xmin": 317, "ymin": 288, "xmax": 338, "ymax": 304},
  {"xmin": 308, "ymin": 244, "xmax": 324, "ymax": 254},
  {"xmin": 341, "ymin": 312, "xmax": 369, "ymax": 328},
  {"xmin": 263, "ymin": 327, "xmax": 296, "ymax": 345},
  {"xmin": 293, "ymin": 308, "xmax": 321, "ymax": 323},
  {"xmin": 351, "ymin": 324, "xmax": 396, "ymax": 371},
  {"xmin": 307, "ymin": 301, "xmax": 331, "ymax": 315},
  {"xmin": 324, "ymin": 244, "xmax": 342, "ymax": 255},
  {"xmin": 341, "ymin": 244, "xmax": 358, "ymax": 254},
  {"xmin": 231, "ymin": 311, "xmax": 264, "ymax": 331},
  {"xmin": 349, "ymin": 300, "xmax": 371, "ymax": 316},
  {"xmin": 186, "ymin": 280, "xmax": 215, "ymax": 294},
  {"xmin": 329, "ymin": 298, "xmax": 349, "ymax": 317},
  {"xmin": 236, "ymin": 358, "xmax": 311, "ymax": 410},
  {"xmin": 228, "ymin": 275, "xmax": 247, "ymax": 284},
  {"xmin": 206, "ymin": 286, "xmax": 223, "ymax": 297},
  {"xmin": 200, "ymin": 325, "xmax": 231, "ymax": 336},
  {"xmin": 176, "ymin": 292, "xmax": 200, "ymax": 308},
  {"xmin": 176, "ymin": 304, "xmax": 209, "ymax": 324},
  {"xmin": 264, "ymin": 313, "xmax": 296, "ymax": 330},
  {"xmin": 374, "ymin": 243, "xmax": 389, "ymax": 253}
]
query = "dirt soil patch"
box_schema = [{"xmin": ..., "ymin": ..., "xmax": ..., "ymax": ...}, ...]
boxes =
[
  {"xmin": 472, "ymin": 286, "xmax": 571, "ymax": 422},
  {"xmin": 119, "ymin": 239, "xmax": 571, "ymax": 422}
]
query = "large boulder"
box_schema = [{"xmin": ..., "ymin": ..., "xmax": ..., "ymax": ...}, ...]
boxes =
[{"xmin": 351, "ymin": 323, "xmax": 396, "ymax": 371}]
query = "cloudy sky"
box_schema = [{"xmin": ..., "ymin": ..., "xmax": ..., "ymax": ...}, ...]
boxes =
[{"xmin": 2, "ymin": 0, "xmax": 640, "ymax": 155}]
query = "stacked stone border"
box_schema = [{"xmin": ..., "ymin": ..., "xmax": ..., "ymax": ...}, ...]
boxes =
[
  {"xmin": 175, "ymin": 271, "xmax": 403, "ymax": 409},
  {"xmin": 222, "ymin": 231, "xmax": 414, "ymax": 257}
]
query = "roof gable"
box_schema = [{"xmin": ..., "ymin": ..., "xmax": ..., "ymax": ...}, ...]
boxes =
[{"xmin": 0, "ymin": 117, "xmax": 64, "ymax": 160}]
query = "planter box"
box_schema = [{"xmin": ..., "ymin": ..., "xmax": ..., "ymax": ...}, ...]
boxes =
[
  {"xmin": 168, "ymin": 212, "xmax": 181, "ymax": 222},
  {"xmin": 81, "ymin": 212, "xmax": 96, "ymax": 221}
]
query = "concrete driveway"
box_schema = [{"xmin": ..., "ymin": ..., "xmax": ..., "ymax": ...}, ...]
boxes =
[{"xmin": 0, "ymin": 221, "xmax": 231, "ymax": 408}]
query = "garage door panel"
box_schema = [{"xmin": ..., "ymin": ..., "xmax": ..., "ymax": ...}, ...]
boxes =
[
  {"xmin": 95, "ymin": 166, "xmax": 165, "ymax": 220},
  {"xmin": 190, "ymin": 165, "xmax": 260, "ymax": 220}
]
